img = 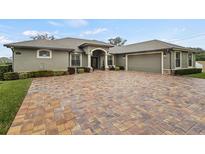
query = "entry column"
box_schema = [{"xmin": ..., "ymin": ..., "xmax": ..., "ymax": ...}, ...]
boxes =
[
  {"xmin": 105, "ymin": 52, "xmax": 108, "ymax": 69},
  {"xmin": 88, "ymin": 53, "xmax": 91, "ymax": 68}
]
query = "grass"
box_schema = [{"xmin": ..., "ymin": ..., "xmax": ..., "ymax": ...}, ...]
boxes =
[
  {"xmin": 0, "ymin": 79, "xmax": 32, "ymax": 134},
  {"xmin": 186, "ymin": 72, "xmax": 205, "ymax": 79}
]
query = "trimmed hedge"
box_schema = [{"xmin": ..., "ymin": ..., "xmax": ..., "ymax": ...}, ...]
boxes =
[
  {"xmin": 68, "ymin": 67, "xmax": 75, "ymax": 74},
  {"xmin": 174, "ymin": 68, "xmax": 202, "ymax": 75},
  {"xmin": 53, "ymin": 71, "xmax": 68, "ymax": 76},
  {"xmin": 109, "ymin": 65, "xmax": 125, "ymax": 71},
  {"xmin": 109, "ymin": 65, "xmax": 115, "ymax": 71},
  {"xmin": 115, "ymin": 66, "xmax": 120, "ymax": 71},
  {"xmin": 77, "ymin": 68, "xmax": 84, "ymax": 74},
  {"xmin": 19, "ymin": 72, "xmax": 29, "ymax": 79},
  {"xmin": 84, "ymin": 67, "xmax": 91, "ymax": 73},
  {"xmin": 68, "ymin": 67, "xmax": 91, "ymax": 74},
  {"xmin": 119, "ymin": 66, "xmax": 125, "ymax": 70},
  {"xmin": 3, "ymin": 72, "xmax": 19, "ymax": 80},
  {"xmin": 28, "ymin": 70, "xmax": 54, "ymax": 78},
  {"xmin": 3, "ymin": 70, "xmax": 68, "ymax": 80},
  {"xmin": 0, "ymin": 64, "xmax": 12, "ymax": 80}
]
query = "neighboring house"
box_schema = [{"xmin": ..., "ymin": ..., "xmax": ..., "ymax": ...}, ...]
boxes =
[{"xmin": 4, "ymin": 37, "xmax": 198, "ymax": 74}]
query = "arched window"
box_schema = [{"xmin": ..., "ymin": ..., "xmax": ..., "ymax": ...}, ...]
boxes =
[{"xmin": 37, "ymin": 49, "xmax": 52, "ymax": 59}]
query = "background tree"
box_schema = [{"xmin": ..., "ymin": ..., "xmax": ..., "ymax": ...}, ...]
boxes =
[
  {"xmin": 108, "ymin": 37, "xmax": 127, "ymax": 46},
  {"xmin": 30, "ymin": 33, "xmax": 55, "ymax": 40},
  {"xmin": 188, "ymin": 47, "xmax": 205, "ymax": 61}
]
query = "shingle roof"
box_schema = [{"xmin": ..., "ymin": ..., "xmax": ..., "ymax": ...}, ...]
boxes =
[
  {"xmin": 4, "ymin": 38, "xmax": 199, "ymax": 54},
  {"xmin": 4, "ymin": 37, "xmax": 113, "ymax": 51},
  {"xmin": 109, "ymin": 39, "xmax": 189, "ymax": 54}
]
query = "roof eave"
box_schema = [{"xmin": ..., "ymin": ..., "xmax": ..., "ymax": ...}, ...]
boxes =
[
  {"xmin": 79, "ymin": 43, "xmax": 114, "ymax": 48},
  {"xmin": 172, "ymin": 47, "xmax": 200, "ymax": 53},
  {"xmin": 4, "ymin": 44, "xmax": 74, "ymax": 51},
  {"xmin": 110, "ymin": 47, "xmax": 173, "ymax": 54}
]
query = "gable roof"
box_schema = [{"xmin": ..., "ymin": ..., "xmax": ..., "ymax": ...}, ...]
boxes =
[
  {"xmin": 109, "ymin": 39, "xmax": 193, "ymax": 54},
  {"xmin": 4, "ymin": 37, "xmax": 199, "ymax": 54},
  {"xmin": 4, "ymin": 37, "xmax": 113, "ymax": 51}
]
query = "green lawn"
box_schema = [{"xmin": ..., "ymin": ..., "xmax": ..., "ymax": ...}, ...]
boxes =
[
  {"xmin": 0, "ymin": 79, "xmax": 32, "ymax": 134},
  {"xmin": 186, "ymin": 72, "xmax": 205, "ymax": 79}
]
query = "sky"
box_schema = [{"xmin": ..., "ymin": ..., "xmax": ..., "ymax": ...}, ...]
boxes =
[{"xmin": 1, "ymin": 19, "xmax": 205, "ymax": 57}]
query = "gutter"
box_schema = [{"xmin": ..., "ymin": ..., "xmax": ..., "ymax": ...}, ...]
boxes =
[
  {"xmin": 4, "ymin": 45, "xmax": 75, "ymax": 52},
  {"xmin": 110, "ymin": 48, "xmax": 173, "ymax": 55}
]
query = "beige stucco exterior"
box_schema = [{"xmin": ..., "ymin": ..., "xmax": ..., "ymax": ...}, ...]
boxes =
[
  {"xmin": 13, "ymin": 48, "xmax": 69, "ymax": 72},
  {"xmin": 12, "ymin": 46, "xmax": 197, "ymax": 75},
  {"xmin": 82, "ymin": 53, "xmax": 88, "ymax": 67},
  {"xmin": 163, "ymin": 51, "xmax": 175, "ymax": 70},
  {"xmin": 162, "ymin": 50, "xmax": 196, "ymax": 75},
  {"xmin": 114, "ymin": 54, "xmax": 126, "ymax": 67}
]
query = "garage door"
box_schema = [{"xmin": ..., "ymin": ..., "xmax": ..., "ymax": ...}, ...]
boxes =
[{"xmin": 128, "ymin": 53, "xmax": 161, "ymax": 73}]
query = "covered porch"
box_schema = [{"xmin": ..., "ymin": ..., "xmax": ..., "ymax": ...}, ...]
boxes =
[{"xmin": 87, "ymin": 48, "xmax": 114, "ymax": 70}]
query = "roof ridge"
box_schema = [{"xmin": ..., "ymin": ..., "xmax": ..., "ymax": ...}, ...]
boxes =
[
  {"xmin": 56, "ymin": 37, "xmax": 108, "ymax": 44},
  {"xmin": 153, "ymin": 39, "xmax": 183, "ymax": 48}
]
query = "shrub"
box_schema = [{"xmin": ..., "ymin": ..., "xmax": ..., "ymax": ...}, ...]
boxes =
[
  {"xmin": 68, "ymin": 67, "xmax": 75, "ymax": 75},
  {"xmin": 119, "ymin": 66, "xmax": 125, "ymax": 70},
  {"xmin": 53, "ymin": 71, "xmax": 67, "ymax": 76},
  {"xmin": 77, "ymin": 68, "xmax": 85, "ymax": 74},
  {"xmin": 19, "ymin": 72, "xmax": 29, "ymax": 79},
  {"xmin": 174, "ymin": 68, "xmax": 202, "ymax": 75},
  {"xmin": 3, "ymin": 72, "xmax": 19, "ymax": 80},
  {"xmin": 115, "ymin": 66, "xmax": 120, "ymax": 71},
  {"xmin": 84, "ymin": 67, "xmax": 91, "ymax": 73},
  {"xmin": 109, "ymin": 65, "xmax": 115, "ymax": 71},
  {"xmin": 0, "ymin": 64, "xmax": 12, "ymax": 80},
  {"xmin": 28, "ymin": 70, "xmax": 54, "ymax": 78},
  {"xmin": 101, "ymin": 66, "xmax": 105, "ymax": 70}
]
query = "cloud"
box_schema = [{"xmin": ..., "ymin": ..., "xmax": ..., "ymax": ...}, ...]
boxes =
[
  {"xmin": 67, "ymin": 19, "xmax": 88, "ymax": 28},
  {"xmin": 48, "ymin": 21, "xmax": 63, "ymax": 27},
  {"xmin": 173, "ymin": 27, "xmax": 187, "ymax": 32},
  {"xmin": 48, "ymin": 20, "xmax": 88, "ymax": 28},
  {"xmin": 22, "ymin": 30, "xmax": 51, "ymax": 37},
  {"xmin": 0, "ymin": 35, "xmax": 12, "ymax": 44},
  {"xmin": 81, "ymin": 28, "xmax": 107, "ymax": 36}
]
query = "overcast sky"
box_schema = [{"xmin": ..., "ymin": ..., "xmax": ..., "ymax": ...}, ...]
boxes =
[{"xmin": 1, "ymin": 19, "xmax": 205, "ymax": 57}]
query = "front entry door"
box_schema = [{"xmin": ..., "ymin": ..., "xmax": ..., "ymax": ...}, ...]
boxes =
[{"xmin": 91, "ymin": 57, "xmax": 98, "ymax": 69}]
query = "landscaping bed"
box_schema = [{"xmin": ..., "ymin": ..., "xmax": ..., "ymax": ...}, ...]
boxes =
[
  {"xmin": 174, "ymin": 68, "xmax": 202, "ymax": 75},
  {"xmin": 0, "ymin": 79, "xmax": 32, "ymax": 134}
]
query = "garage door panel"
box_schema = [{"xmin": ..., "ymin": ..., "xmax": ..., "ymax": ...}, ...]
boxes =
[{"xmin": 128, "ymin": 53, "xmax": 161, "ymax": 73}]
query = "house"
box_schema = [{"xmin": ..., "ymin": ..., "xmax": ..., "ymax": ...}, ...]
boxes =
[{"xmin": 4, "ymin": 37, "xmax": 198, "ymax": 74}]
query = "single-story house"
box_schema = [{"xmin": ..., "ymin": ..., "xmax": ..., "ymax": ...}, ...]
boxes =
[{"xmin": 4, "ymin": 37, "xmax": 198, "ymax": 74}]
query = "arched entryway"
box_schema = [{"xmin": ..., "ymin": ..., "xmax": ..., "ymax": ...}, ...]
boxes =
[{"xmin": 88, "ymin": 48, "xmax": 108, "ymax": 70}]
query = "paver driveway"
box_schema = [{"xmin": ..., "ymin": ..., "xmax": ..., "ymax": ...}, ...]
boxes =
[{"xmin": 8, "ymin": 71, "xmax": 205, "ymax": 135}]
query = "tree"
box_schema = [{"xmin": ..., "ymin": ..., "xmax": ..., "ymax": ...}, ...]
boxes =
[
  {"xmin": 108, "ymin": 37, "xmax": 127, "ymax": 46},
  {"xmin": 30, "ymin": 33, "xmax": 55, "ymax": 40},
  {"xmin": 188, "ymin": 47, "xmax": 205, "ymax": 61}
]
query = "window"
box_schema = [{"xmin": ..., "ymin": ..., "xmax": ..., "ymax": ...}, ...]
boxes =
[
  {"xmin": 37, "ymin": 49, "xmax": 52, "ymax": 58},
  {"xmin": 188, "ymin": 53, "xmax": 193, "ymax": 67},
  {"xmin": 71, "ymin": 53, "xmax": 81, "ymax": 66},
  {"xmin": 175, "ymin": 52, "xmax": 181, "ymax": 68},
  {"xmin": 108, "ymin": 55, "xmax": 113, "ymax": 65}
]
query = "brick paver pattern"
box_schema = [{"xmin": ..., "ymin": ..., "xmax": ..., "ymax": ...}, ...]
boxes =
[{"xmin": 7, "ymin": 71, "xmax": 205, "ymax": 135}]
